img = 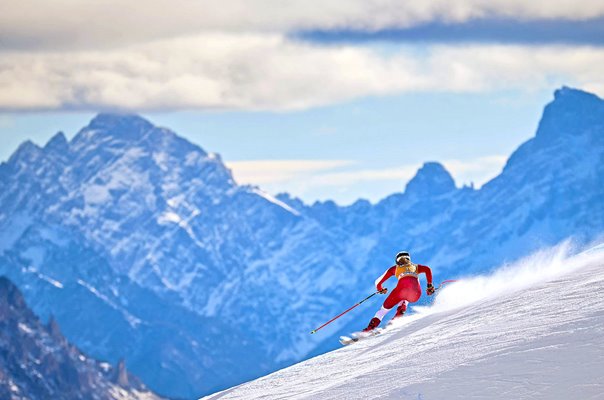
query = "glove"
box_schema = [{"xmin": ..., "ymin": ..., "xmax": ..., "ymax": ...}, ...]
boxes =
[
  {"xmin": 378, "ymin": 288, "xmax": 388, "ymax": 294},
  {"xmin": 426, "ymin": 283, "xmax": 435, "ymax": 296}
]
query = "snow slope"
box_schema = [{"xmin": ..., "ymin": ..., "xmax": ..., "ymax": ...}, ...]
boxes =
[{"xmin": 202, "ymin": 242, "xmax": 604, "ymax": 400}]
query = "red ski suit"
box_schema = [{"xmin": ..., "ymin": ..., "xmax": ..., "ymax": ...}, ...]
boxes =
[{"xmin": 376, "ymin": 264, "xmax": 433, "ymax": 309}]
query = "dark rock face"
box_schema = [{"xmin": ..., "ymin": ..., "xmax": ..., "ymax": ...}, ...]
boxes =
[{"xmin": 0, "ymin": 277, "xmax": 162, "ymax": 400}]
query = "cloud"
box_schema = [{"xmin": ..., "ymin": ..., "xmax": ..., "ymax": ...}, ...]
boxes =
[
  {"xmin": 2, "ymin": 1, "xmax": 604, "ymax": 51},
  {"xmin": 226, "ymin": 155, "xmax": 507, "ymax": 204},
  {"xmin": 300, "ymin": 17, "xmax": 604, "ymax": 46},
  {"xmin": 442, "ymin": 155, "xmax": 508, "ymax": 188},
  {"xmin": 0, "ymin": 33, "xmax": 410, "ymax": 111},
  {"xmin": 2, "ymin": 1, "xmax": 604, "ymax": 112},
  {"xmin": 310, "ymin": 155, "xmax": 507, "ymax": 191},
  {"xmin": 226, "ymin": 159, "xmax": 354, "ymax": 185},
  {"xmin": 228, "ymin": 159, "xmax": 421, "ymax": 204},
  {"xmin": 2, "ymin": 34, "xmax": 604, "ymax": 112},
  {"xmin": 310, "ymin": 165, "xmax": 420, "ymax": 187}
]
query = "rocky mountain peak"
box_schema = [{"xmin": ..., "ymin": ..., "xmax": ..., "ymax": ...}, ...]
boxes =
[
  {"xmin": 536, "ymin": 86, "xmax": 604, "ymax": 141},
  {"xmin": 44, "ymin": 131, "xmax": 69, "ymax": 153},
  {"xmin": 501, "ymin": 87, "xmax": 604, "ymax": 175},
  {"xmin": 553, "ymin": 86, "xmax": 600, "ymax": 103},
  {"xmin": 404, "ymin": 162, "xmax": 456, "ymax": 198},
  {"xmin": 72, "ymin": 113, "xmax": 213, "ymax": 161},
  {"xmin": 113, "ymin": 359, "xmax": 130, "ymax": 387},
  {"xmin": 6, "ymin": 140, "xmax": 42, "ymax": 167},
  {"xmin": 70, "ymin": 113, "xmax": 155, "ymax": 150},
  {"xmin": 88, "ymin": 113, "xmax": 154, "ymax": 133}
]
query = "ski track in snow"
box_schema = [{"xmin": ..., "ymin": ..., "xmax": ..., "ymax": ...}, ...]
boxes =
[{"xmin": 201, "ymin": 243, "xmax": 604, "ymax": 400}]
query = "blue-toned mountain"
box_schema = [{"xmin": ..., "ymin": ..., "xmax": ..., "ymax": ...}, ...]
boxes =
[
  {"xmin": 1, "ymin": 88, "xmax": 602, "ymax": 398},
  {"xmin": 0, "ymin": 276, "xmax": 163, "ymax": 400}
]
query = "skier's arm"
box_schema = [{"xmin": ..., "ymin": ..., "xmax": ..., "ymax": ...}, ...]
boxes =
[
  {"xmin": 418, "ymin": 264, "xmax": 435, "ymax": 295},
  {"xmin": 375, "ymin": 266, "xmax": 395, "ymax": 292},
  {"xmin": 417, "ymin": 264, "xmax": 433, "ymax": 285}
]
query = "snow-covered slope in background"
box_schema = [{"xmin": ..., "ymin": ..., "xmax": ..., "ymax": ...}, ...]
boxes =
[{"xmin": 203, "ymin": 242, "xmax": 604, "ymax": 400}]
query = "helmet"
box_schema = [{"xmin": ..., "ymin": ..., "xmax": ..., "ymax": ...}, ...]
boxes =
[{"xmin": 396, "ymin": 251, "xmax": 411, "ymax": 265}]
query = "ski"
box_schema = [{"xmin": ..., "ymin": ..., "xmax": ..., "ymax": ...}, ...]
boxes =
[
  {"xmin": 339, "ymin": 329, "xmax": 383, "ymax": 346},
  {"xmin": 339, "ymin": 336, "xmax": 359, "ymax": 345}
]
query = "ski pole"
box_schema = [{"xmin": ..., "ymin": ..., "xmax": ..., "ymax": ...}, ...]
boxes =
[
  {"xmin": 310, "ymin": 290, "xmax": 383, "ymax": 334},
  {"xmin": 435, "ymin": 279, "xmax": 457, "ymax": 291}
]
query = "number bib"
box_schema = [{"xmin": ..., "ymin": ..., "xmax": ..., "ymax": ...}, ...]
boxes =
[{"xmin": 395, "ymin": 263, "xmax": 418, "ymax": 279}]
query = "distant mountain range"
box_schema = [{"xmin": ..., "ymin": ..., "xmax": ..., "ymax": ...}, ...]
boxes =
[
  {"xmin": 0, "ymin": 86, "xmax": 602, "ymax": 399},
  {"xmin": 0, "ymin": 276, "xmax": 162, "ymax": 400}
]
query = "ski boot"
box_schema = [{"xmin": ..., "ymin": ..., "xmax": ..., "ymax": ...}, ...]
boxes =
[
  {"xmin": 362, "ymin": 317, "xmax": 381, "ymax": 332},
  {"xmin": 394, "ymin": 302, "xmax": 407, "ymax": 318}
]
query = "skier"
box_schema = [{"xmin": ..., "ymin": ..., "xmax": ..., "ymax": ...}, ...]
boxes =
[{"xmin": 363, "ymin": 251, "xmax": 434, "ymax": 332}]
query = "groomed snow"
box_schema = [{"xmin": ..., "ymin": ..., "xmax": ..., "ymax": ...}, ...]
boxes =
[{"xmin": 202, "ymin": 242, "xmax": 604, "ymax": 400}]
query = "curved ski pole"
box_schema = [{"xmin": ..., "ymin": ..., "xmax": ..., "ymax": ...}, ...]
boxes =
[
  {"xmin": 310, "ymin": 290, "xmax": 382, "ymax": 334},
  {"xmin": 435, "ymin": 279, "xmax": 458, "ymax": 291}
]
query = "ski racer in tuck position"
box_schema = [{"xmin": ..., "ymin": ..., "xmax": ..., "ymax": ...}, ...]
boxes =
[{"xmin": 363, "ymin": 251, "xmax": 434, "ymax": 332}]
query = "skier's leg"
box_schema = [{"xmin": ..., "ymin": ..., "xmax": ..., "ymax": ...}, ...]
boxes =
[
  {"xmin": 362, "ymin": 306, "xmax": 390, "ymax": 331},
  {"xmin": 382, "ymin": 288, "xmax": 404, "ymax": 309},
  {"xmin": 384, "ymin": 300, "xmax": 407, "ymax": 325},
  {"xmin": 386, "ymin": 278, "xmax": 419, "ymax": 325},
  {"xmin": 364, "ymin": 288, "xmax": 403, "ymax": 331},
  {"xmin": 374, "ymin": 305, "xmax": 391, "ymax": 320},
  {"xmin": 394, "ymin": 300, "xmax": 408, "ymax": 318}
]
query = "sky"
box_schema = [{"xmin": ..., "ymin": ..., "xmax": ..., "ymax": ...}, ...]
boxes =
[{"xmin": 1, "ymin": 1, "xmax": 603, "ymax": 204}]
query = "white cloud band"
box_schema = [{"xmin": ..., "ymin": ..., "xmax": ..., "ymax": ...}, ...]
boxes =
[
  {"xmin": 226, "ymin": 155, "xmax": 507, "ymax": 204},
  {"xmin": 227, "ymin": 159, "xmax": 355, "ymax": 185},
  {"xmin": 2, "ymin": 34, "xmax": 604, "ymax": 112},
  {"xmin": 2, "ymin": 1, "xmax": 604, "ymax": 112}
]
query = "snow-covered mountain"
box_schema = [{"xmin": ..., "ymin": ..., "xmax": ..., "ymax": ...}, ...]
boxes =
[
  {"xmin": 0, "ymin": 113, "xmax": 355, "ymax": 397},
  {"xmin": 0, "ymin": 276, "xmax": 163, "ymax": 400},
  {"xmin": 201, "ymin": 243, "xmax": 604, "ymax": 400},
  {"xmin": 0, "ymin": 86, "xmax": 603, "ymax": 398}
]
